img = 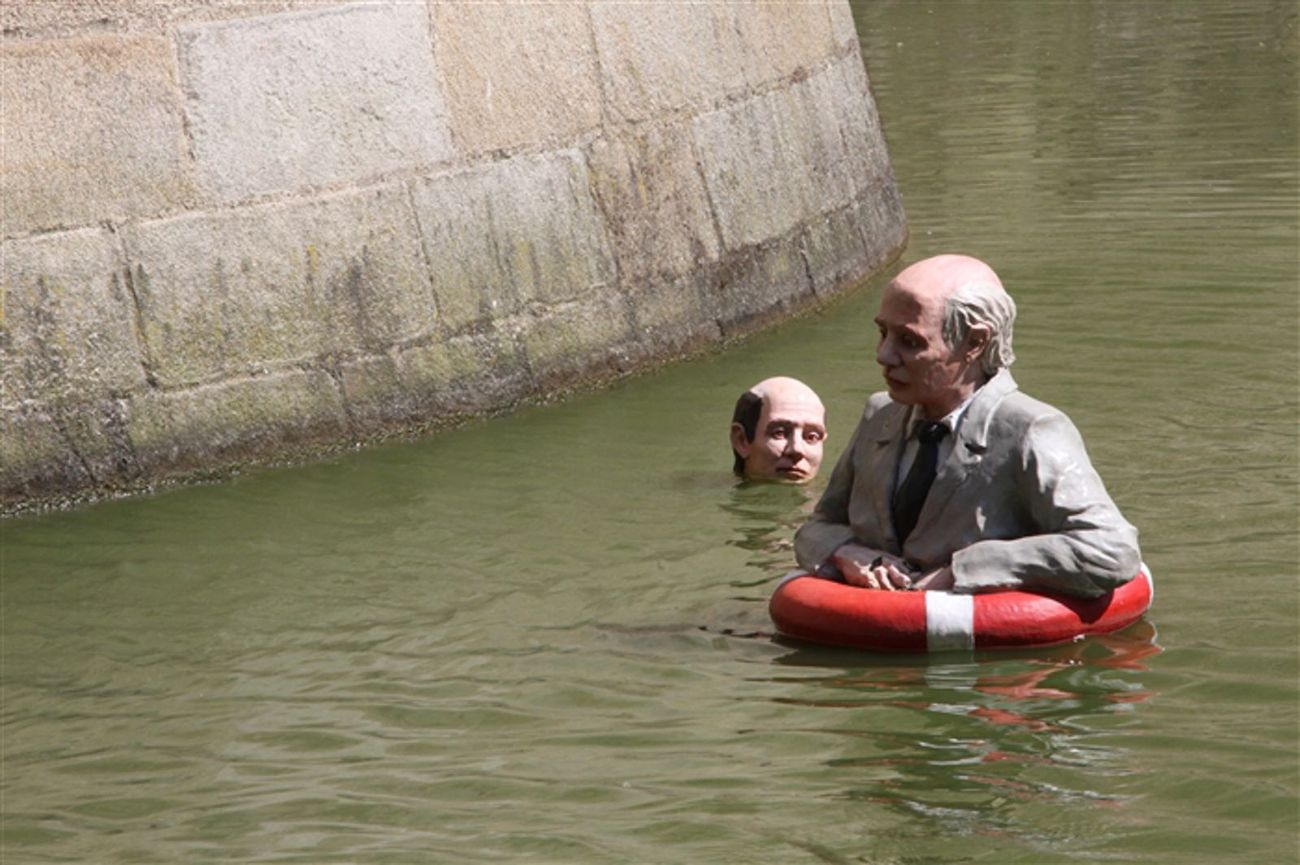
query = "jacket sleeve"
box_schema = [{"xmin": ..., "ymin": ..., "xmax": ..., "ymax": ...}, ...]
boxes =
[
  {"xmin": 794, "ymin": 417, "xmax": 862, "ymax": 571},
  {"xmin": 950, "ymin": 412, "xmax": 1141, "ymax": 599}
]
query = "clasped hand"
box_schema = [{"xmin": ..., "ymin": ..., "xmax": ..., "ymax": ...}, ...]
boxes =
[{"xmin": 830, "ymin": 543, "xmax": 954, "ymax": 592}]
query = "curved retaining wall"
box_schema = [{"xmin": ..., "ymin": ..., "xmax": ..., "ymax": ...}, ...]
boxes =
[{"xmin": 0, "ymin": 1, "xmax": 907, "ymax": 513}]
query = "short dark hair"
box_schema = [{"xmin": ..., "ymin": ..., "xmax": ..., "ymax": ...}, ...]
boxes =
[{"xmin": 731, "ymin": 390, "xmax": 764, "ymax": 475}]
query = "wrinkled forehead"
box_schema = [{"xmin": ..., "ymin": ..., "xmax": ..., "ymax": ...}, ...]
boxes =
[{"xmin": 877, "ymin": 279, "xmax": 943, "ymax": 325}]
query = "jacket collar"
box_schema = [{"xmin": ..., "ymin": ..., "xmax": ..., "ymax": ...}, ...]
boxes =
[
  {"xmin": 869, "ymin": 369, "xmax": 1020, "ymax": 552},
  {"xmin": 872, "ymin": 369, "xmax": 1018, "ymax": 450}
]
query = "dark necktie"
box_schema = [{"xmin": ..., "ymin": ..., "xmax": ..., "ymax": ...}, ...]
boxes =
[{"xmin": 892, "ymin": 421, "xmax": 949, "ymax": 544}]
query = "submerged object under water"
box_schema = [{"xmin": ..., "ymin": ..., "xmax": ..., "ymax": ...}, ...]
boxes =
[{"xmin": 769, "ymin": 566, "xmax": 1154, "ymax": 652}]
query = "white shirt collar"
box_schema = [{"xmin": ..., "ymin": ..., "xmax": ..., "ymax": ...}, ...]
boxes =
[{"xmin": 906, "ymin": 392, "xmax": 976, "ymax": 439}]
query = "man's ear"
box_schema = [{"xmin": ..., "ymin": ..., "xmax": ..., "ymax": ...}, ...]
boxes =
[
  {"xmin": 964, "ymin": 324, "xmax": 991, "ymax": 363},
  {"xmin": 730, "ymin": 422, "xmax": 752, "ymax": 457}
]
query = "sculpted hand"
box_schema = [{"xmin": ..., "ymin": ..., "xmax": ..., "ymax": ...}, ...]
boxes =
[
  {"xmin": 832, "ymin": 543, "xmax": 916, "ymax": 591},
  {"xmin": 912, "ymin": 566, "xmax": 955, "ymax": 592}
]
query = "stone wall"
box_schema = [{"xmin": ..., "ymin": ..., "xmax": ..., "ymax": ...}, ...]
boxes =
[{"xmin": 0, "ymin": 0, "xmax": 907, "ymax": 513}]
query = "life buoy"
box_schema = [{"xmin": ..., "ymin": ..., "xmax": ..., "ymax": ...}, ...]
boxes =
[{"xmin": 769, "ymin": 566, "xmax": 1153, "ymax": 651}]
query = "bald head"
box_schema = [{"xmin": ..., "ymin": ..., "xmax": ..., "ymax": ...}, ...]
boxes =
[
  {"xmin": 892, "ymin": 253, "xmax": 1003, "ymax": 301},
  {"xmin": 730, "ymin": 377, "xmax": 826, "ymax": 482},
  {"xmin": 892, "ymin": 254, "xmax": 1016, "ymax": 373},
  {"xmin": 875, "ymin": 254, "xmax": 1017, "ymax": 419}
]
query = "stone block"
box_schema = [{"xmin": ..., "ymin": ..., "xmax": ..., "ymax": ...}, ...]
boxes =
[
  {"xmin": 0, "ymin": 2, "xmax": 326, "ymax": 40},
  {"xmin": 592, "ymin": 2, "xmax": 750, "ymax": 123},
  {"xmin": 624, "ymin": 271, "xmax": 724, "ymax": 360},
  {"xmin": 121, "ymin": 185, "xmax": 435, "ymax": 388},
  {"xmin": 799, "ymin": 197, "xmax": 874, "ymax": 299},
  {"xmin": 734, "ymin": 0, "xmax": 837, "ymax": 87},
  {"xmin": 0, "ymin": 35, "xmax": 195, "ymax": 234},
  {"xmin": 1, "ymin": 228, "xmax": 147, "ymax": 407},
  {"xmin": 176, "ymin": 2, "xmax": 454, "ymax": 203},
  {"xmin": 828, "ymin": 0, "xmax": 860, "ymax": 50},
  {"xmin": 432, "ymin": 1, "xmax": 602, "ymax": 155},
  {"xmin": 820, "ymin": 52, "xmax": 892, "ymax": 196},
  {"xmin": 692, "ymin": 54, "xmax": 893, "ymax": 251},
  {"xmin": 336, "ymin": 351, "xmax": 415, "ymax": 428},
  {"xmin": 857, "ymin": 177, "xmax": 909, "ymax": 267},
  {"xmin": 410, "ymin": 151, "xmax": 616, "ymax": 331},
  {"xmin": 57, "ymin": 397, "xmax": 142, "ymax": 489},
  {"xmin": 393, "ymin": 330, "xmax": 532, "ymax": 416},
  {"xmin": 798, "ymin": 185, "xmax": 907, "ymax": 300},
  {"xmin": 692, "ymin": 86, "xmax": 814, "ymax": 250},
  {"xmin": 127, "ymin": 369, "xmax": 349, "ymax": 470},
  {"xmin": 711, "ymin": 237, "xmax": 813, "ymax": 336},
  {"xmin": 520, "ymin": 296, "xmax": 635, "ymax": 389},
  {"xmin": 333, "ymin": 332, "xmax": 534, "ymax": 429},
  {"xmin": 586, "ymin": 121, "xmax": 722, "ymax": 287},
  {"xmin": 0, "ymin": 403, "xmax": 91, "ymax": 504}
]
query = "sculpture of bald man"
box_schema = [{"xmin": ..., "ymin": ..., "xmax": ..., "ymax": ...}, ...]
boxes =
[
  {"xmin": 794, "ymin": 254, "xmax": 1140, "ymax": 599},
  {"xmin": 730, "ymin": 377, "xmax": 827, "ymax": 483}
]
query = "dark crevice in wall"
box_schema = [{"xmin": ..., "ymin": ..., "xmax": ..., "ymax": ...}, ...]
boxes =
[{"xmin": 117, "ymin": 240, "xmax": 162, "ymax": 388}]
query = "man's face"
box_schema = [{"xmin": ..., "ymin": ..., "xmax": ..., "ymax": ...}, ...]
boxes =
[
  {"xmin": 874, "ymin": 280, "xmax": 971, "ymax": 419},
  {"xmin": 735, "ymin": 386, "xmax": 826, "ymax": 482}
]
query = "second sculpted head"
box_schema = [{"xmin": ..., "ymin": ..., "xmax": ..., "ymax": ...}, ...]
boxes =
[
  {"xmin": 730, "ymin": 377, "xmax": 826, "ymax": 483},
  {"xmin": 874, "ymin": 254, "xmax": 1017, "ymax": 420}
]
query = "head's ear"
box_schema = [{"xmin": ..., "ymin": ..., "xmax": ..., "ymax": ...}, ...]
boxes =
[
  {"xmin": 964, "ymin": 323, "xmax": 991, "ymax": 363},
  {"xmin": 730, "ymin": 422, "xmax": 752, "ymax": 458}
]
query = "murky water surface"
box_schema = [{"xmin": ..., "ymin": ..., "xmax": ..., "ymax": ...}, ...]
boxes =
[{"xmin": 3, "ymin": 3, "xmax": 1296, "ymax": 862}]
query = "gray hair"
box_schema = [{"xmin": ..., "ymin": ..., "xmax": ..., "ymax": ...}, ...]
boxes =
[{"xmin": 941, "ymin": 282, "xmax": 1017, "ymax": 375}]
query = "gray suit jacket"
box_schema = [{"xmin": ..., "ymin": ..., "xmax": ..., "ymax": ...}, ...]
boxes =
[{"xmin": 794, "ymin": 370, "xmax": 1141, "ymax": 599}]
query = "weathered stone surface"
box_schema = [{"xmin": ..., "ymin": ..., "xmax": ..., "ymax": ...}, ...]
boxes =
[
  {"xmin": 586, "ymin": 121, "xmax": 721, "ymax": 287},
  {"xmin": 692, "ymin": 90, "xmax": 811, "ymax": 250},
  {"xmin": 432, "ymin": 1, "xmax": 601, "ymax": 155},
  {"xmin": 824, "ymin": 52, "xmax": 892, "ymax": 194},
  {"xmin": 520, "ymin": 296, "xmax": 635, "ymax": 389},
  {"xmin": 711, "ymin": 236, "xmax": 813, "ymax": 336},
  {"xmin": 336, "ymin": 325, "xmax": 538, "ymax": 430},
  {"xmin": 735, "ymin": 0, "xmax": 838, "ymax": 87},
  {"xmin": 335, "ymin": 351, "xmax": 413, "ymax": 428},
  {"xmin": 1, "ymin": 395, "xmax": 147, "ymax": 501},
  {"xmin": 692, "ymin": 53, "xmax": 891, "ymax": 251},
  {"xmin": 121, "ymin": 185, "xmax": 434, "ymax": 388},
  {"xmin": 592, "ymin": 2, "xmax": 749, "ymax": 123},
  {"xmin": 176, "ymin": 2, "xmax": 453, "ymax": 203},
  {"xmin": 1, "ymin": 228, "xmax": 146, "ymax": 407},
  {"xmin": 397, "ymin": 330, "xmax": 532, "ymax": 415},
  {"xmin": 410, "ymin": 151, "xmax": 616, "ymax": 331},
  {"xmin": 57, "ymin": 398, "xmax": 141, "ymax": 488},
  {"xmin": 858, "ymin": 178, "xmax": 910, "ymax": 271},
  {"xmin": 127, "ymin": 369, "xmax": 349, "ymax": 469},
  {"xmin": 624, "ymin": 271, "xmax": 724, "ymax": 359},
  {"xmin": 799, "ymin": 186, "xmax": 906, "ymax": 298},
  {"xmin": 0, "ymin": 404, "xmax": 92, "ymax": 501},
  {"xmin": 0, "ymin": 1, "xmax": 328, "ymax": 40},
  {"xmin": 828, "ymin": 0, "xmax": 861, "ymax": 50},
  {"xmin": 0, "ymin": 36, "xmax": 195, "ymax": 235}
]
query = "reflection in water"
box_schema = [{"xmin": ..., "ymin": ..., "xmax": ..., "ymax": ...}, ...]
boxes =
[
  {"xmin": 719, "ymin": 481, "xmax": 818, "ymax": 580},
  {"xmin": 768, "ymin": 623, "xmax": 1161, "ymax": 842}
]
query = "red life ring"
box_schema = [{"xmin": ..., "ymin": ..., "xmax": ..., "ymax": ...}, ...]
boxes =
[{"xmin": 769, "ymin": 566, "xmax": 1154, "ymax": 651}]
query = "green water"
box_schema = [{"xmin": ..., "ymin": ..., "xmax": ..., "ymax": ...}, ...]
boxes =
[{"xmin": 3, "ymin": 2, "xmax": 1297, "ymax": 862}]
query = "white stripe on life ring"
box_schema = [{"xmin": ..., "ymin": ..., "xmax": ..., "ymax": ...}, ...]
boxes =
[{"xmin": 925, "ymin": 591, "xmax": 975, "ymax": 651}]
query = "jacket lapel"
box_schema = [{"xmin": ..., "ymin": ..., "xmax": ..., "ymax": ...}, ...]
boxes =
[
  {"xmin": 868, "ymin": 401, "xmax": 910, "ymax": 548},
  {"xmin": 912, "ymin": 370, "xmax": 1019, "ymax": 538}
]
